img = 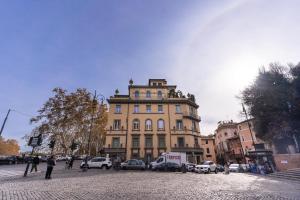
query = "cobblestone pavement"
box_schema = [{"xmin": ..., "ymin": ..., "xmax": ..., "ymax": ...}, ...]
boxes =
[{"xmin": 0, "ymin": 166, "xmax": 299, "ymax": 200}]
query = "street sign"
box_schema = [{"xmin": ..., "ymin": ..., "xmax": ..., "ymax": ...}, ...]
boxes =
[{"xmin": 28, "ymin": 134, "xmax": 42, "ymax": 147}]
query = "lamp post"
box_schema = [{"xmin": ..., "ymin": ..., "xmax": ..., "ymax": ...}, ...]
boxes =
[{"xmin": 83, "ymin": 91, "xmax": 105, "ymax": 172}]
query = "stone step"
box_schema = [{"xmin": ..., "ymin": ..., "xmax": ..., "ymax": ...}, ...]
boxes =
[
  {"xmin": 287, "ymin": 168, "xmax": 300, "ymax": 172},
  {"xmin": 271, "ymin": 171, "xmax": 300, "ymax": 177},
  {"xmin": 268, "ymin": 174, "xmax": 300, "ymax": 181},
  {"xmin": 269, "ymin": 173, "xmax": 300, "ymax": 178}
]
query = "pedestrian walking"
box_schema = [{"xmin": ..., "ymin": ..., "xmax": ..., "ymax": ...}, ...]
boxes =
[
  {"xmin": 224, "ymin": 162, "xmax": 230, "ymax": 175},
  {"xmin": 45, "ymin": 155, "xmax": 56, "ymax": 179},
  {"xmin": 30, "ymin": 155, "xmax": 40, "ymax": 173},
  {"xmin": 68, "ymin": 156, "xmax": 75, "ymax": 169}
]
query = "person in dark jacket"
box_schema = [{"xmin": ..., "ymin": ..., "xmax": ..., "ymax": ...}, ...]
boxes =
[
  {"xmin": 68, "ymin": 156, "xmax": 75, "ymax": 169},
  {"xmin": 45, "ymin": 155, "xmax": 56, "ymax": 179},
  {"xmin": 30, "ymin": 155, "xmax": 40, "ymax": 173}
]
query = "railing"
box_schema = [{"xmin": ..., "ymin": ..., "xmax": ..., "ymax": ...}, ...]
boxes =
[{"xmin": 182, "ymin": 111, "xmax": 201, "ymax": 121}]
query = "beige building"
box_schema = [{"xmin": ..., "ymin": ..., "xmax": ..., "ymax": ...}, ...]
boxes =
[
  {"xmin": 200, "ymin": 135, "xmax": 217, "ymax": 163},
  {"xmin": 104, "ymin": 79, "xmax": 203, "ymax": 164},
  {"xmin": 215, "ymin": 120, "xmax": 241, "ymax": 164}
]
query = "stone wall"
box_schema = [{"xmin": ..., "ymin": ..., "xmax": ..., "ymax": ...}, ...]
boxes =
[{"xmin": 273, "ymin": 153, "xmax": 300, "ymax": 171}]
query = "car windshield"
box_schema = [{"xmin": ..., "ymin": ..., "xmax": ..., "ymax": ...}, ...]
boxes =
[{"xmin": 202, "ymin": 161, "xmax": 210, "ymax": 165}]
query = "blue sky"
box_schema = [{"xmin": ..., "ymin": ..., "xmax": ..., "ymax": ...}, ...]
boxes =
[{"xmin": 0, "ymin": 0, "xmax": 300, "ymax": 151}]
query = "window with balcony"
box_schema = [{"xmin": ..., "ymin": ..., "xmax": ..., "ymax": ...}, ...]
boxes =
[
  {"xmin": 206, "ymin": 148, "xmax": 210, "ymax": 154},
  {"xmin": 112, "ymin": 137, "xmax": 120, "ymax": 148},
  {"xmin": 194, "ymin": 138, "xmax": 199, "ymax": 146},
  {"xmin": 206, "ymin": 139, "xmax": 208, "ymax": 144},
  {"xmin": 158, "ymin": 105, "xmax": 163, "ymax": 113},
  {"xmin": 192, "ymin": 121, "xmax": 197, "ymax": 131},
  {"xmin": 134, "ymin": 105, "xmax": 139, "ymax": 113},
  {"xmin": 157, "ymin": 91, "xmax": 162, "ymax": 98},
  {"xmin": 145, "ymin": 119, "xmax": 152, "ymax": 131},
  {"xmin": 146, "ymin": 105, "xmax": 151, "ymax": 113},
  {"xmin": 146, "ymin": 91, "xmax": 151, "ymax": 98},
  {"xmin": 157, "ymin": 119, "xmax": 165, "ymax": 130},
  {"xmin": 115, "ymin": 104, "xmax": 121, "ymax": 113},
  {"xmin": 133, "ymin": 119, "xmax": 140, "ymax": 130},
  {"xmin": 113, "ymin": 120, "xmax": 121, "ymax": 130},
  {"xmin": 132, "ymin": 137, "xmax": 140, "ymax": 148},
  {"xmin": 158, "ymin": 136, "xmax": 166, "ymax": 148},
  {"xmin": 176, "ymin": 120, "xmax": 183, "ymax": 130},
  {"xmin": 177, "ymin": 137, "xmax": 185, "ymax": 147},
  {"xmin": 145, "ymin": 137, "xmax": 153, "ymax": 148},
  {"xmin": 175, "ymin": 105, "xmax": 181, "ymax": 113},
  {"xmin": 134, "ymin": 90, "xmax": 139, "ymax": 98}
]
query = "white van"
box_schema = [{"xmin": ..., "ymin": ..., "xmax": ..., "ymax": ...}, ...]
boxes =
[{"xmin": 150, "ymin": 152, "xmax": 187, "ymax": 170}]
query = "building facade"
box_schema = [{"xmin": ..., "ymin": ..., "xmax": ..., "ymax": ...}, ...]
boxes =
[
  {"xmin": 215, "ymin": 121, "xmax": 243, "ymax": 164},
  {"xmin": 200, "ymin": 135, "xmax": 217, "ymax": 163},
  {"xmin": 104, "ymin": 79, "xmax": 203, "ymax": 164}
]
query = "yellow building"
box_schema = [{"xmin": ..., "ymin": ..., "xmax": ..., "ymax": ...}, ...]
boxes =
[
  {"xmin": 200, "ymin": 135, "xmax": 217, "ymax": 163},
  {"xmin": 104, "ymin": 79, "xmax": 203, "ymax": 164}
]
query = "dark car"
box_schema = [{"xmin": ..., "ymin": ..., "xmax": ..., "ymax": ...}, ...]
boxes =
[
  {"xmin": 216, "ymin": 164, "xmax": 225, "ymax": 172},
  {"xmin": 186, "ymin": 163, "xmax": 196, "ymax": 172},
  {"xmin": 156, "ymin": 162, "xmax": 181, "ymax": 172},
  {"xmin": 121, "ymin": 159, "xmax": 146, "ymax": 170},
  {"xmin": 0, "ymin": 155, "xmax": 17, "ymax": 165}
]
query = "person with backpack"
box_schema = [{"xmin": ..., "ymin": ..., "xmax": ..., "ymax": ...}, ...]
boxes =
[
  {"xmin": 68, "ymin": 156, "xmax": 75, "ymax": 169},
  {"xmin": 30, "ymin": 155, "xmax": 40, "ymax": 173},
  {"xmin": 45, "ymin": 155, "xmax": 56, "ymax": 179}
]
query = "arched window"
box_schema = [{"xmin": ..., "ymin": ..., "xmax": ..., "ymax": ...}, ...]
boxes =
[
  {"xmin": 157, "ymin": 91, "xmax": 162, "ymax": 98},
  {"xmin": 134, "ymin": 90, "xmax": 139, "ymax": 98},
  {"xmin": 146, "ymin": 91, "xmax": 151, "ymax": 98},
  {"xmin": 157, "ymin": 119, "xmax": 165, "ymax": 130},
  {"xmin": 133, "ymin": 119, "xmax": 140, "ymax": 130},
  {"xmin": 145, "ymin": 119, "xmax": 152, "ymax": 130}
]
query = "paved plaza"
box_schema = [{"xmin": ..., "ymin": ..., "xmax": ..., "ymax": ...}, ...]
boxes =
[{"xmin": 0, "ymin": 162, "xmax": 300, "ymax": 200}]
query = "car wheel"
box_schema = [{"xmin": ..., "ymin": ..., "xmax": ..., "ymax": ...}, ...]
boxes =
[
  {"xmin": 215, "ymin": 169, "xmax": 218, "ymax": 174},
  {"xmin": 106, "ymin": 165, "xmax": 111, "ymax": 170}
]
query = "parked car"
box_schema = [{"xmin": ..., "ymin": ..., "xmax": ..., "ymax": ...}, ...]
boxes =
[
  {"xmin": 56, "ymin": 155, "xmax": 67, "ymax": 161},
  {"xmin": 229, "ymin": 164, "xmax": 242, "ymax": 172},
  {"xmin": 186, "ymin": 163, "xmax": 196, "ymax": 172},
  {"xmin": 195, "ymin": 161, "xmax": 218, "ymax": 174},
  {"xmin": 216, "ymin": 164, "xmax": 225, "ymax": 172},
  {"xmin": 80, "ymin": 157, "xmax": 112, "ymax": 169},
  {"xmin": 0, "ymin": 155, "xmax": 17, "ymax": 165},
  {"xmin": 40, "ymin": 155, "xmax": 49, "ymax": 162},
  {"xmin": 121, "ymin": 159, "xmax": 146, "ymax": 170},
  {"xmin": 240, "ymin": 164, "xmax": 250, "ymax": 172},
  {"xmin": 155, "ymin": 162, "xmax": 181, "ymax": 172}
]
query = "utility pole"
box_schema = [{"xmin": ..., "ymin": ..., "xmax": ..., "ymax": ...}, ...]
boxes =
[
  {"xmin": 242, "ymin": 104, "xmax": 255, "ymax": 150},
  {"xmin": 0, "ymin": 109, "xmax": 11, "ymax": 136}
]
